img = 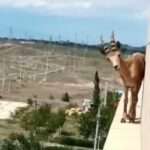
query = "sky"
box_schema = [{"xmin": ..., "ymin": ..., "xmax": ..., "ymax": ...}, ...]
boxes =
[{"xmin": 0, "ymin": 0, "xmax": 149, "ymax": 46}]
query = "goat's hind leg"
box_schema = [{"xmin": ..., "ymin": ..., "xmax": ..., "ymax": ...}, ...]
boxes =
[
  {"xmin": 128, "ymin": 89, "xmax": 138, "ymax": 123},
  {"xmin": 121, "ymin": 88, "xmax": 128, "ymax": 123}
]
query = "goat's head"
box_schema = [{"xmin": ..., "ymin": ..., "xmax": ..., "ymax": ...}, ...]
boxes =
[{"xmin": 100, "ymin": 32, "xmax": 122, "ymax": 71}]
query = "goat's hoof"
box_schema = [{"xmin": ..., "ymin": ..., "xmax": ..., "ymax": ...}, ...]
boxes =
[
  {"xmin": 127, "ymin": 114, "xmax": 132, "ymax": 120},
  {"xmin": 129, "ymin": 119, "xmax": 135, "ymax": 123},
  {"xmin": 121, "ymin": 118, "xmax": 126, "ymax": 123},
  {"xmin": 127, "ymin": 115, "xmax": 135, "ymax": 123}
]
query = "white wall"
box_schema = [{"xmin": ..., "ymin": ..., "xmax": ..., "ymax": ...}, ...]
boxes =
[{"xmin": 141, "ymin": 44, "xmax": 150, "ymax": 150}]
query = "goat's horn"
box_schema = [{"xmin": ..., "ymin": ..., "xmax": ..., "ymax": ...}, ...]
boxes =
[{"xmin": 111, "ymin": 31, "xmax": 115, "ymax": 41}]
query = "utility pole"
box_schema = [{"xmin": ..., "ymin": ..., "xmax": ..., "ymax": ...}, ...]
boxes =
[
  {"xmin": 86, "ymin": 35, "xmax": 89, "ymax": 44},
  {"xmin": 9, "ymin": 26, "xmax": 13, "ymax": 39},
  {"xmin": 2, "ymin": 58, "xmax": 6, "ymax": 92},
  {"xmin": 49, "ymin": 35, "xmax": 53, "ymax": 42},
  {"xmin": 83, "ymin": 40, "xmax": 87, "ymax": 66},
  {"xmin": 104, "ymin": 82, "xmax": 108, "ymax": 106},
  {"xmin": 58, "ymin": 34, "xmax": 61, "ymax": 42},
  {"xmin": 75, "ymin": 32, "xmax": 78, "ymax": 43},
  {"xmin": 19, "ymin": 56, "xmax": 22, "ymax": 82},
  {"xmin": 93, "ymin": 71, "xmax": 101, "ymax": 150},
  {"xmin": 97, "ymin": 135, "xmax": 101, "ymax": 150},
  {"xmin": 7, "ymin": 79, "xmax": 11, "ymax": 93},
  {"xmin": 45, "ymin": 54, "xmax": 49, "ymax": 81},
  {"xmin": 100, "ymin": 35, "xmax": 104, "ymax": 45},
  {"xmin": 94, "ymin": 101, "xmax": 101, "ymax": 150}
]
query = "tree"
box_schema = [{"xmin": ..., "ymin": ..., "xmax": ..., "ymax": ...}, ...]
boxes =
[
  {"xmin": 78, "ymin": 71, "xmax": 100, "ymax": 138},
  {"xmin": 92, "ymin": 71, "xmax": 100, "ymax": 112}
]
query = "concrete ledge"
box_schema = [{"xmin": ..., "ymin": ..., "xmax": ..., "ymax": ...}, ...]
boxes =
[{"xmin": 103, "ymin": 87, "xmax": 143, "ymax": 150}]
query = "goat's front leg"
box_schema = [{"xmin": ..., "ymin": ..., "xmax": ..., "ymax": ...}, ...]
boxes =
[
  {"xmin": 128, "ymin": 88, "xmax": 138, "ymax": 123},
  {"xmin": 121, "ymin": 87, "xmax": 128, "ymax": 123}
]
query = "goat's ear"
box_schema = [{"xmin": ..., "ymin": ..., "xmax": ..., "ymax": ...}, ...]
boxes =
[{"xmin": 116, "ymin": 41, "xmax": 121, "ymax": 49}]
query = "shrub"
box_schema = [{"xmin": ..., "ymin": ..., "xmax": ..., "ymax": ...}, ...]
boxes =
[
  {"xmin": 11, "ymin": 106, "xmax": 29, "ymax": 119},
  {"xmin": 78, "ymin": 112, "xmax": 96, "ymax": 138},
  {"xmin": 66, "ymin": 103, "xmax": 78, "ymax": 109},
  {"xmin": 78, "ymin": 90, "xmax": 118, "ymax": 148},
  {"xmin": 20, "ymin": 104, "xmax": 52, "ymax": 130},
  {"xmin": 61, "ymin": 92, "xmax": 70, "ymax": 102},
  {"xmin": 45, "ymin": 146, "xmax": 72, "ymax": 150},
  {"xmin": 0, "ymin": 139, "xmax": 18, "ymax": 150},
  {"xmin": 19, "ymin": 105, "xmax": 66, "ymax": 137},
  {"xmin": 51, "ymin": 136, "xmax": 93, "ymax": 148},
  {"xmin": 1, "ymin": 132, "xmax": 43, "ymax": 150},
  {"xmin": 49, "ymin": 94, "xmax": 54, "ymax": 100},
  {"xmin": 98, "ymin": 105, "xmax": 116, "ymax": 147},
  {"xmin": 27, "ymin": 98, "xmax": 33, "ymax": 106},
  {"xmin": 33, "ymin": 95, "xmax": 38, "ymax": 99},
  {"xmin": 9, "ymin": 132, "xmax": 21, "ymax": 141},
  {"xmin": 46, "ymin": 110, "xmax": 66, "ymax": 134},
  {"xmin": 60, "ymin": 130, "xmax": 74, "ymax": 136}
]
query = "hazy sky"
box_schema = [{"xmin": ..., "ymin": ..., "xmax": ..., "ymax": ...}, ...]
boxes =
[{"xmin": 0, "ymin": 0, "xmax": 149, "ymax": 46}]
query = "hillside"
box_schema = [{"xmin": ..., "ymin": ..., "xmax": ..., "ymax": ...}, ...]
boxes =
[{"xmin": 0, "ymin": 37, "xmax": 145, "ymax": 54}]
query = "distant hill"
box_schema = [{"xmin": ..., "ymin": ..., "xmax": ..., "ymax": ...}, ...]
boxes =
[
  {"xmin": 0, "ymin": 37, "xmax": 145, "ymax": 54},
  {"xmin": 120, "ymin": 44, "xmax": 145, "ymax": 54}
]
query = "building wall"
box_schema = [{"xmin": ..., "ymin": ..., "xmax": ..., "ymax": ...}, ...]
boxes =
[{"xmin": 141, "ymin": 44, "xmax": 150, "ymax": 150}]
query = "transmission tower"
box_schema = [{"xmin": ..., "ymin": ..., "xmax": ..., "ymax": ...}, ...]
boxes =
[{"xmin": 9, "ymin": 26, "xmax": 13, "ymax": 39}]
